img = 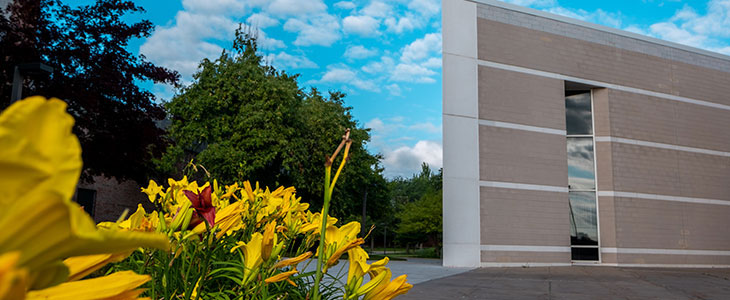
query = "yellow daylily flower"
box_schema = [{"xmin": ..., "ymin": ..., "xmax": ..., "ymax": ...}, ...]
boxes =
[
  {"xmin": 141, "ymin": 180, "xmax": 163, "ymax": 203},
  {"xmin": 230, "ymin": 233, "xmax": 264, "ymax": 285},
  {"xmin": 63, "ymin": 252, "xmax": 131, "ymax": 281},
  {"xmin": 25, "ymin": 271, "xmax": 150, "ymax": 300},
  {"xmin": 0, "ymin": 97, "xmax": 170, "ymax": 291},
  {"xmin": 264, "ymin": 269, "xmax": 298, "ymax": 286},
  {"xmin": 262, "ymin": 221, "xmax": 277, "ymax": 261},
  {"xmin": 322, "ymin": 222, "xmax": 364, "ymax": 270},
  {"xmin": 272, "ymin": 252, "xmax": 312, "ymax": 269},
  {"xmin": 0, "ymin": 96, "xmax": 81, "ymax": 204},
  {"xmin": 0, "ymin": 252, "xmax": 27, "ymax": 300},
  {"xmin": 363, "ymin": 269, "xmax": 412, "ymax": 300},
  {"xmin": 299, "ymin": 212, "xmax": 337, "ymax": 234}
]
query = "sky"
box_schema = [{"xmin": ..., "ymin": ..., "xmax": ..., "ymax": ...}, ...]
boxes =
[{"xmin": 65, "ymin": 0, "xmax": 730, "ymax": 178}]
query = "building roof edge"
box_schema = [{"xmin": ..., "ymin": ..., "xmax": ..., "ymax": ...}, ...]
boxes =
[{"xmin": 467, "ymin": 0, "xmax": 730, "ymax": 62}]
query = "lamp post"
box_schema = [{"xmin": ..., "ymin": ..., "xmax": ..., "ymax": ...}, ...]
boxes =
[{"xmin": 11, "ymin": 62, "xmax": 54, "ymax": 103}]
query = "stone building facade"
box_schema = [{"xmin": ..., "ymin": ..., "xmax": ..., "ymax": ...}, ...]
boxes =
[{"xmin": 443, "ymin": 0, "xmax": 730, "ymax": 267}]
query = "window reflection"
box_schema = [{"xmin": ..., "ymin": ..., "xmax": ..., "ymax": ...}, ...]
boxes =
[
  {"xmin": 567, "ymin": 137, "xmax": 595, "ymax": 190},
  {"xmin": 569, "ymin": 191, "xmax": 598, "ymax": 246},
  {"xmin": 566, "ymin": 92, "xmax": 592, "ymax": 135}
]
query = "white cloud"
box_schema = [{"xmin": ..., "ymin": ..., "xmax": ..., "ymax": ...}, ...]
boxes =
[
  {"xmin": 407, "ymin": 0, "xmax": 440, "ymax": 17},
  {"xmin": 409, "ymin": 122, "xmax": 440, "ymax": 133},
  {"xmin": 422, "ymin": 57, "xmax": 442, "ymax": 68},
  {"xmin": 181, "ymin": 0, "xmax": 247, "ymax": 15},
  {"xmin": 365, "ymin": 118, "xmax": 386, "ymax": 132},
  {"xmin": 401, "ymin": 32, "xmax": 441, "ymax": 63},
  {"xmin": 386, "ymin": 83, "xmax": 402, "ymax": 96},
  {"xmin": 362, "ymin": 1, "xmax": 392, "ymax": 18},
  {"xmin": 384, "ymin": 15, "xmax": 419, "ymax": 34},
  {"xmin": 390, "ymin": 63, "xmax": 437, "ymax": 83},
  {"xmin": 344, "ymin": 45, "xmax": 378, "ymax": 59},
  {"xmin": 264, "ymin": 52, "xmax": 318, "ymax": 70},
  {"xmin": 334, "ymin": 1, "xmax": 356, "ymax": 10},
  {"xmin": 140, "ymin": 11, "xmax": 238, "ymax": 81},
  {"xmin": 246, "ymin": 13, "xmax": 279, "ymax": 28},
  {"xmin": 383, "ymin": 140, "xmax": 443, "ymax": 178},
  {"xmin": 319, "ymin": 66, "xmax": 379, "ymax": 91},
  {"xmin": 362, "ymin": 56, "xmax": 395, "ymax": 74},
  {"xmin": 343, "ymin": 15, "xmax": 380, "ymax": 36},
  {"xmin": 267, "ymin": 0, "xmax": 326, "ymax": 16},
  {"xmin": 283, "ymin": 13, "xmax": 341, "ymax": 46}
]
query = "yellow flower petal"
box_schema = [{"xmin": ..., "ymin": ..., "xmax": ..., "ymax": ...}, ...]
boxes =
[
  {"xmin": 26, "ymin": 271, "xmax": 150, "ymax": 300},
  {"xmin": 0, "ymin": 252, "xmax": 28, "ymax": 300},
  {"xmin": 64, "ymin": 252, "xmax": 131, "ymax": 281},
  {"xmin": 272, "ymin": 252, "xmax": 313, "ymax": 269},
  {"xmin": 0, "ymin": 96, "xmax": 81, "ymax": 204},
  {"xmin": 264, "ymin": 269, "xmax": 298, "ymax": 285}
]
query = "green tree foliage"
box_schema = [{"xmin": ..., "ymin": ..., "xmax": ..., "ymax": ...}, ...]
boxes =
[
  {"xmin": 0, "ymin": 0, "xmax": 179, "ymax": 183},
  {"xmin": 160, "ymin": 28, "xmax": 389, "ymax": 220},
  {"xmin": 391, "ymin": 163, "xmax": 443, "ymax": 253}
]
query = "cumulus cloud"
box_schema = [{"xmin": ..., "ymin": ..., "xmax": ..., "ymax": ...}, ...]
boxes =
[
  {"xmin": 140, "ymin": 11, "xmax": 238, "ymax": 81},
  {"xmin": 264, "ymin": 52, "xmax": 318, "ymax": 70},
  {"xmin": 642, "ymin": 1, "xmax": 730, "ymax": 54},
  {"xmin": 362, "ymin": 1, "xmax": 392, "ymax": 18},
  {"xmin": 344, "ymin": 45, "xmax": 378, "ymax": 59},
  {"xmin": 386, "ymin": 83, "xmax": 402, "ymax": 96},
  {"xmin": 361, "ymin": 56, "xmax": 395, "ymax": 74},
  {"xmin": 407, "ymin": 0, "xmax": 440, "ymax": 17},
  {"xmin": 409, "ymin": 122, "xmax": 440, "ymax": 133},
  {"xmin": 343, "ymin": 15, "xmax": 380, "ymax": 36},
  {"xmin": 319, "ymin": 65, "xmax": 379, "ymax": 91},
  {"xmin": 390, "ymin": 63, "xmax": 437, "ymax": 83},
  {"xmin": 283, "ymin": 13, "xmax": 341, "ymax": 46},
  {"xmin": 334, "ymin": 1, "xmax": 356, "ymax": 10},
  {"xmin": 267, "ymin": 0, "xmax": 326, "ymax": 16},
  {"xmin": 246, "ymin": 13, "xmax": 279, "ymax": 28},
  {"xmin": 401, "ymin": 32, "xmax": 441, "ymax": 63},
  {"xmin": 384, "ymin": 15, "xmax": 420, "ymax": 34},
  {"xmin": 383, "ymin": 140, "xmax": 443, "ymax": 178}
]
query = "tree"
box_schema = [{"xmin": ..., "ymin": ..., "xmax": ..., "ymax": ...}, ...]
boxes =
[
  {"xmin": 391, "ymin": 164, "xmax": 443, "ymax": 255},
  {"xmin": 0, "ymin": 0, "xmax": 179, "ymax": 183},
  {"xmin": 160, "ymin": 28, "xmax": 390, "ymax": 220}
]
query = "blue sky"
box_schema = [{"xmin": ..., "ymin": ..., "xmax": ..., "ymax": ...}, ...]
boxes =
[{"xmin": 66, "ymin": 0, "xmax": 730, "ymax": 178}]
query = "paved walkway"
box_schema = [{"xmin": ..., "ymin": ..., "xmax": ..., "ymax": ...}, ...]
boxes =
[{"xmin": 400, "ymin": 266, "xmax": 730, "ymax": 299}]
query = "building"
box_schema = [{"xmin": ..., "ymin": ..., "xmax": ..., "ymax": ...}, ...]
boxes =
[{"xmin": 442, "ymin": 0, "xmax": 730, "ymax": 268}]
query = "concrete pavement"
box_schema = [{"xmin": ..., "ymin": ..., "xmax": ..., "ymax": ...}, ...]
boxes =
[{"xmin": 399, "ymin": 266, "xmax": 730, "ymax": 299}]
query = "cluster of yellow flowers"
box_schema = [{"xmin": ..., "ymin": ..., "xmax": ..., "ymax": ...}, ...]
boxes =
[
  {"xmin": 0, "ymin": 96, "xmax": 411, "ymax": 299},
  {"xmin": 0, "ymin": 97, "xmax": 169, "ymax": 300}
]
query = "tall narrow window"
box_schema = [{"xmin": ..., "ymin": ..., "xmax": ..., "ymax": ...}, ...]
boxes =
[
  {"xmin": 566, "ymin": 91, "xmax": 599, "ymax": 261},
  {"xmin": 76, "ymin": 188, "xmax": 97, "ymax": 217}
]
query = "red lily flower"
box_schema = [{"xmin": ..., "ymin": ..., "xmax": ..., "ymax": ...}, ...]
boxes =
[{"xmin": 183, "ymin": 185, "xmax": 216, "ymax": 229}]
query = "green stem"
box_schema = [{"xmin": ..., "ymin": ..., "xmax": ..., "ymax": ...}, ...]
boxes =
[{"xmin": 312, "ymin": 166, "xmax": 332, "ymax": 300}]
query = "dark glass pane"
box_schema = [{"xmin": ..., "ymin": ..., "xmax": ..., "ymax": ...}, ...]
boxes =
[
  {"xmin": 566, "ymin": 92, "xmax": 592, "ymax": 135},
  {"xmin": 571, "ymin": 247, "xmax": 599, "ymax": 261},
  {"xmin": 569, "ymin": 192, "xmax": 598, "ymax": 246},
  {"xmin": 76, "ymin": 188, "xmax": 96, "ymax": 217},
  {"xmin": 567, "ymin": 138, "xmax": 595, "ymax": 190}
]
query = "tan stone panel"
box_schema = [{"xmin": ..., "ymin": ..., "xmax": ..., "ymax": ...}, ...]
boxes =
[
  {"xmin": 597, "ymin": 196, "xmax": 617, "ymax": 248},
  {"xmin": 613, "ymin": 197, "xmax": 685, "ymax": 249},
  {"xmin": 480, "ymin": 187, "xmax": 570, "ymax": 247},
  {"xmin": 478, "ymin": 66, "xmax": 565, "ymax": 129},
  {"xmin": 617, "ymin": 253, "xmax": 688, "ymax": 265},
  {"xmin": 601, "ymin": 252, "xmax": 617, "ymax": 264},
  {"xmin": 476, "ymin": 19, "xmax": 730, "ymax": 107},
  {"xmin": 592, "ymin": 88, "xmax": 611, "ymax": 136},
  {"xmin": 595, "ymin": 142, "xmax": 614, "ymax": 191},
  {"xmin": 605, "ymin": 89, "xmax": 730, "ymax": 153},
  {"xmin": 608, "ymin": 143, "xmax": 682, "ymax": 196},
  {"xmin": 606, "ymin": 89, "xmax": 678, "ymax": 146},
  {"xmin": 479, "ymin": 126, "xmax": 568, "ymax": 186},
  {"xmin": 675, "ymin": 151, "xmax": 730, "ymax": 200},
  {"xmin": 682, "ymin": 203, "xmax": 730, "ymax": 250},
  {"xmin": 481, "ymin": 250, "xmax": 570, "ymax": 263},
  {"xmin": 674, "ymin": 101, "xmax": 730, "ymax": 152}
]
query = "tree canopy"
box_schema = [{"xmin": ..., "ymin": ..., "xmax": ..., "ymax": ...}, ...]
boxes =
[
  {"xmin": 0, "ymin": 0, "xmax": 179, "ymax": 183},
  {"xmin": 160, "ymin": 28, "xmax": 390, "ymax": 220}
]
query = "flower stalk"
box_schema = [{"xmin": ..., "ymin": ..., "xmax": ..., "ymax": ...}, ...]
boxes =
[{"xmin": 312, "ymin": 129, "xmax": 352, "ymax": 300}]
